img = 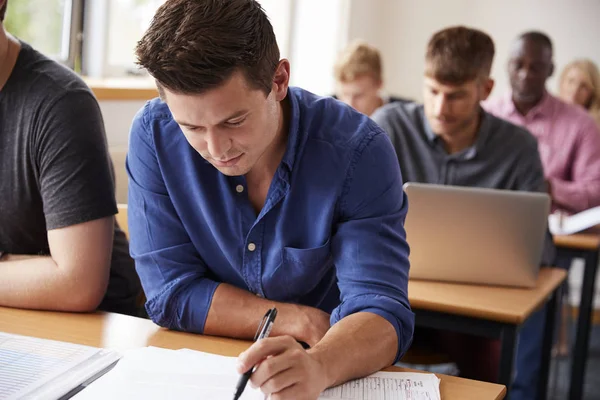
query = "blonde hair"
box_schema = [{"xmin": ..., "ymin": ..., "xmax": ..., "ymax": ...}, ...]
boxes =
[
  {"xmin": 334, "ymin": 41, "xmax": 382, "ymax": 83},
  {"xmin": 559, "ymin": 59, "xmax": 600, "ymax": 125}
]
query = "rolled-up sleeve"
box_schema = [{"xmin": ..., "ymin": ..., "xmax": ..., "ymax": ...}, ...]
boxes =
[
  {"xmin": 126, "ymin": 105, "xmax": 219, "ymax": 333},
  {"xmin": 330, "ymin": 129, "xmax": 415, "ymax": 362}
]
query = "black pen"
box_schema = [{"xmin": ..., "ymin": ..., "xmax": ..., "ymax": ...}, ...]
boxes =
[{"xmin": 233, "ymin": 307, "xmax": 278, "ymax": 400}]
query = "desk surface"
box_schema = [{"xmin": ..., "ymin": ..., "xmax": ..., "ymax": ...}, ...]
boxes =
[
  {"xmin": 0, "ymin": 307, "xmax": 506, "ymax": 400},
  {"xmin": 553, "ymin": 232, "xmax": 600, "ymax": 251},
  {"xmin": 409, "ymin": 267, "xmax": 567, "ymax": 324}
]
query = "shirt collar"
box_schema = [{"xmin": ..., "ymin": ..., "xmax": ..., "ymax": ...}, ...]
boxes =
[
  {"xmin": 421, "ymin": 107, "xmax": 438, "ymax": 144},
  {"xmin": 506, "ymin": 90, "xmax": 554, "ymax": 118},
  {"xmin": 279, "ymin": 87, "xmax": 302, "ymax": 174}
]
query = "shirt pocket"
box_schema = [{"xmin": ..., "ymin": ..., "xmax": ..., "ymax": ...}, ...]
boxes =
[{"xmin": 264, "ymin": 239, "xmax": 333, "ymax": 302}]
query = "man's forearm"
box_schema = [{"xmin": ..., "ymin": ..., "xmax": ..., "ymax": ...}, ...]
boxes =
[
  {"xmin": 0, "ymin": 254, "xmax": 103, "ymax": 311},
  {"xmin": 549, "ymin": 177, "xmax": 600, "ymax": 212},
  {"xmin": 308, "ymin": 312, "xmax": 399, "ymax": 388},
  {"xmin": 204, "ymin": 283, "xmax": 331, "ymax": 346}
]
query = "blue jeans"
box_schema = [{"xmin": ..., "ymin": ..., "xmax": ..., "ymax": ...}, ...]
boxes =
[{"xmin": 510, "ymin": 305, "xmax": 547, "ymax": 400}]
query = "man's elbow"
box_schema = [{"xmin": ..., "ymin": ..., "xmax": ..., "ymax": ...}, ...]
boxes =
[
  {"xmin": 67, "ymin": 287, "xmax": 106, "ymax": 312},
  {"xmin": 60, "ymin": 264, "xmax": 110, "ymax": 312},
  {"xmin": 61, "ymin": 280, "xmax": 107, "ymax": 312}
]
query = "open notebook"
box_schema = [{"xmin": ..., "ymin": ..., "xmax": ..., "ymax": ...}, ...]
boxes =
[
  {"xmin": 74, "ymin": 346, "xmax": 441, "ymax": 400},
  {"xmin": 0, "ymin": 332, "xmax": 120, "ymax": 400}
]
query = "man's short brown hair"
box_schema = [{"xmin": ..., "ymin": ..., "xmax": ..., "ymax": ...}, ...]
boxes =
[
  {"xmin": 1, "ymin": 1, "xmax": 7, "ymax": 22},
  {"xmin": 334, "ymin": 41, "xmax": 382, "ymax": 83},
  {"xmin": 135, "ymin": 0, "xmax": 280, "ymax": 96},
  {"xmin": 425, "ymin": 26, "xmax": 495, "ymax": 84}
]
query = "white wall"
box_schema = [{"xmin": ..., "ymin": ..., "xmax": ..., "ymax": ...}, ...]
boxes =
[
  {"xmin": 345, "ymin": 0, "xmax": 600, "ymax": 102},
  {"xmin": 100, "ymin": 101, "xmax": 145, "ymax": 149}
]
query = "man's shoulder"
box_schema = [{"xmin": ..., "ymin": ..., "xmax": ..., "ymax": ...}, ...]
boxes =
[
  {"xmin": 291, "ymin": 87, "xmax": 386, "ymax": 149},
  {"xmin": 552, "ymin": 95, "xmax": 599, "ymax": 131},
  {"xmin": 484, "ymin": 110, "xmax": 538, "ymax": 149},
  {"xmin": 132, "ymin": 98, "xmax": 175, "ymax": 134},
  {"xmin": 372, "ymin": 101, "xmax": 422, "ymax": 125},
  {"xmin": 16, "ymin": 42, "xmax": 94, "ymax": 102}
]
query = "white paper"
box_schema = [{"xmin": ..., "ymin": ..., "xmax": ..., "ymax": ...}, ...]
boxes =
[
  {"xmin": 75, "ymin": 347, "xmax": 440, "ymax": 400},
  {"xmin": 319, "ymin": 371, "xmax": 441, "ymax": 400},
  {"xmin": 0, "ymin": 332, "xmax": 119, "ymax": 400},
  {"xmin": 73, "ymin": 347, "xmax": 264, "ymax": 400},
  {"xmin": 548, "ymin": 206, "xmax": 600, "ymax": 235}
]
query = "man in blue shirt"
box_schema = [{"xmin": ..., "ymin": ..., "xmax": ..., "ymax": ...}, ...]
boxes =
[{"xmin": 129, "ymin": 0, "xmax": 414, "ymax": 398}]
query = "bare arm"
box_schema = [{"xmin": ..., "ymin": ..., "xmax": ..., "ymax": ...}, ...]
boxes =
[
  {"xmin": 0, "ymin": 217, "xmax": 113, "ymax": 312},
  {"xmin": 204, "ymin": 283, "xmax": 330, "ymax": 346},
  {"xmin": 309, "ymin": 312, "xmax": 397, "ymax": 386}
]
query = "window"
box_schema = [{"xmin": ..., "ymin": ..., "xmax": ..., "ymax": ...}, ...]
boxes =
[
  {"xmin": 98, "ymin": 0, "xmax": 292, "ymax": 78},
  {"xmin": 4, "ymin": 0, "xmax": 81, "ymax": 67},
  {"xmin": 257, "ymin": 0, "xmax": 293, "ymax": 59},
  {"xmin": 105, "ymin": 0, "xmax": 165, "ymax": 77},
  {"xmin": 5, "ymin": 0, "xmax": 345, "ymax": 91}
]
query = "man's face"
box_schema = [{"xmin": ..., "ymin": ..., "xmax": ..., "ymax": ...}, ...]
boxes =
[
  {"xmin": 423, "ymin": 76, "xmax": 492, "ymax": 137},
  {"xmin": 508, "ymin": 38, "xmax": 553, "ymax": 104},
  {"xmin": 336, "ymin": 74, "xmax": 382, "ymax": 116},
  {"xmin": 164, "ymin": 68, "xmax": 287, "ymax": 176}
]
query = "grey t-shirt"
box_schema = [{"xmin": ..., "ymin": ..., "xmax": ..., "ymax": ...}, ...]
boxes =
[
  {"xmin": 0, "ymin": 42, "xmax": 141, "ymax": 315},
  {"xmin": 372, "ymin": 101, "xmax": 555, "ymax": 264}
]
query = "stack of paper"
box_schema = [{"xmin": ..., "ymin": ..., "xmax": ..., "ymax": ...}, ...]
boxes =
[
  {"xmin": 0, "ymin": 332, "xmax": 120, "ymax": 400},
  {"xmin": 74, "ymin": 346, "xmax": 441, "ymax": 400},
  {"xmin": 548, "ymin": 206, "xmax": 600, "ymax": 235},
  {"xmin": 73, "ymin": 347, "xmax": 263, "ymax": 400}
]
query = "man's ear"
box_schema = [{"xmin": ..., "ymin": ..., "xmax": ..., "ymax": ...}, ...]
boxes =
[
  {"xmin": 481, "ymin": 77, "xmax": 495, "ymax": 101},
  {"xmin": 548, "ymin": 62, "xmax": 555, "ymax": 78},
  {"xmin": 272, "ymin": 59, "xmax": 291, "ymax": 102}
]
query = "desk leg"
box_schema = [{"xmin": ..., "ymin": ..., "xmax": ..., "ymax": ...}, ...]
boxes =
[
  {"xmin": 499, "ymin": 324, "xmax": 518, "ymax": 393},
  {"xmin": 538, "ymin": 288, "xmax": 558, "ymax": 400},
  {"xmin": 569, "ymin": 249, "xmax": 599, "ymax": 400}
]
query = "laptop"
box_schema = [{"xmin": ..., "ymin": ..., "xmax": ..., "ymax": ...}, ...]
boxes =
[{"xmin": 403, "ymin": 182, "xmax": 550, "ymax": 288}]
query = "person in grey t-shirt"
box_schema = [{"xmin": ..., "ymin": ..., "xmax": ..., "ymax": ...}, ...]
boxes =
[
  {"xmin": 372, "ymin": 27, "xmax": 553, "ymax": 400},
  {"xmin": 0, "ymin": 1, "xmax": 142, "ymax": 316}
]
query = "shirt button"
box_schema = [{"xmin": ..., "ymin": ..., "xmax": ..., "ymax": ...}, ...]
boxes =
[
  {"xmin": 236, "ymin": 185, "xmax": 244, "ymax": 193},
  {"xmin": 248, "ymin": 243, "xmax": 256, "ymax": 252}
]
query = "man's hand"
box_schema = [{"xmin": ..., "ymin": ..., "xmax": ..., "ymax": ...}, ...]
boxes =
[
  {"xmin": 292, "ymin": 305, "xmax": 331, "ymax": 347},
  {"xmin": 237, "ymin": 336, "xmax": 331, "ymax": 400}
]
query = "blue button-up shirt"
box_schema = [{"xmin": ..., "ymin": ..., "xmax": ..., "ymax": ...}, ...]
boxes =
[{"xmin": 127, "ymin": 87, "xmax": 414, "ymax": 361}]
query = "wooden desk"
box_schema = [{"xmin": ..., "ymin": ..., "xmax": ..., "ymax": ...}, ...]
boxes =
[
  {"xmin": 0, "ymin": 307, "xmax": 506, "ymax": 400},
  {"xmin": 409, "ymin": 268, "xmax": 567, "ymax": 400},
  {"xmin": 553, "ymin": 231, "xmax": 600, "ymax": 400}
]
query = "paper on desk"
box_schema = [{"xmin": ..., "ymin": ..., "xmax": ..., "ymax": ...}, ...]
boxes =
[
  {"xmin": 548, "ymin": 206, "xmax": 600, "ymax": 235},
  {"xmin": 74, "ymin": 347, "xmax": 440, "ymax": 400},
  {"xmin": 319, "ymin": 371, "xmax": 441, "ymax": 400},
  {"xmin": 72, "ymin": 346, "xmax": 264, "ymax": 400}
]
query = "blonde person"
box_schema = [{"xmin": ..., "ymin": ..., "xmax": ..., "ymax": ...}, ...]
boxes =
[
  {"xmin": 334, "ymin": 40, "xmax": 409, "ymax": 116},
  {"xmin": 559, "ymin": 59, "xmax": 600, "ymax": 128},
  {"xmin": 556, "ymin": 59, "xmax": 600, "ymax": 355}
]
